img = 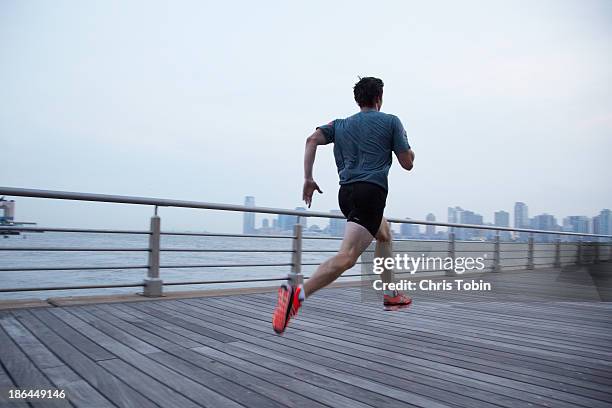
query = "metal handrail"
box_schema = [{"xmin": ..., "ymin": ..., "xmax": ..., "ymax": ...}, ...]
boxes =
[
  {"xmin": 1, "ymin": 186, "xmax": 610, "ymax": 296},
  {"xmin": 1, "ymin": 186, "xmax": 611, "ymax": 238}
]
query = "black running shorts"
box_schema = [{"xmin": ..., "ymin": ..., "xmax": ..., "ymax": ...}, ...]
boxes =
[{"xmin": 338, "ymin": 182, "xmax": 388, "ymax": 237}]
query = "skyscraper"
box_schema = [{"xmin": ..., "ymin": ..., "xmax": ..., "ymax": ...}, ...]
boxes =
[
  {"xmin": 514, "ymin": 202, "xmax": 528, "ymax": 228},
  {"xmin": 531, "ymin": 213, "xmax": 559, "ymax": 242},
  {"xmin": 600, "ymin": 209, "xmax": 611, "ymax": 235},
  {"xmin": 514, "ymin": 202, "xmax": 529, "ymax": 241},
  {"xmin": 425, "ymin": 213, "xmax": 436, "ymax": 237},
  {"xmin": 494, "ymin": 210, "xmax": 511, "ymax": 241},
  {"xmin": 494, "ymin": 210, "xmax": 510, "ymax": 228},
  {"xmin": 459, "ymin": 210, "xmax": 483, "ymax": 240},
  {"xmin": 277, "ymin": 207, "xmax": 308, "ymax": 232},
  {"xmin": 563, "ymin": 216, "xmax": 589, "ymax": 234},
  {"xmin": 243, "ymin": 196, "xmax": 255, "ymax": 234}
]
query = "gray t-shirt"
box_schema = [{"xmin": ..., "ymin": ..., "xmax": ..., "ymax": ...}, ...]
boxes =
[{"xmin": 317, "ymin": 110, "xmax": 410, "ymax": 191}]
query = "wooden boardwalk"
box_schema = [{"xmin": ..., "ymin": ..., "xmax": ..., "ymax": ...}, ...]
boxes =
[{"xmin": 1, "ymin": 268, "xmax": 611, "ymax": 408}]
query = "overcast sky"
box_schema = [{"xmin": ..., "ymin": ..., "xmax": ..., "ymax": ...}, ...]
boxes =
[{"xmin": 1, "ymin": 0, "xmax": 611, "ymax": 232}]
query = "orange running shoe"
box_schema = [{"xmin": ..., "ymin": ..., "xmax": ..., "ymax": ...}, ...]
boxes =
[
  {"xmin": 272, "ymin": 283, "xmax": 303, "ymax": 334},
  {"xmin": 383, "ymin": 291, "xmax": 412, "ymax": 311}
]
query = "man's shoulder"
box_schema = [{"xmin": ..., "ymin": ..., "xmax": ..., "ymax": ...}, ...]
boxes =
[{"xmin": 379, "ymin": 111, "xmax": 400, "ymax": 121}]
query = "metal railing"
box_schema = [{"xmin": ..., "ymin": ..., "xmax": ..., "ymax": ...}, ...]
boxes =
[{"xmin": 0, "ymin": 186, "xmax": 610, "ymax": 296}]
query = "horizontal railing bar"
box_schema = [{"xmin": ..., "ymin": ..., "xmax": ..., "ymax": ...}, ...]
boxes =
[
  {"xmin": 160, "ymin": 248, "xmax": 293, "ymax": 253},
  {"xmin": 0, "ymin": 265, "xmax": 148, "ymax": 272},
  {"xmin": 161, "ymin": 231, "xmax": 293, "ymax": 239},
  {"xmin": 0, "ymin": 282, "xmax": 145, "ymax": 292},
  {"xmin": 301, "ymin": 236, "xmax": 344, "ymax": 240},
  {"xmin": 0, "ymin": 226, "xmax": 150, "ymax": 234},
  {"xmin": 159, "ymin": 263, "xmax": 292, "ymax": 269},
  {"xmin": 2, "ymin": 186, "xmax": 610, "ymax": 238},
  {"xmin": 164, "ymin": 277, "xmax": 288, "ymax": 285},
  {"xmin": 0, "ymin": 247, "xmax": 149, "ymax": 252}
]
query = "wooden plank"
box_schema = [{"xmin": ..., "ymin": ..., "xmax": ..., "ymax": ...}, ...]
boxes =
[
  {"xmin": 53, "ymin": 307, "xmax": 245, "ymax": 408},
  {"xmin": 105, "ymin": 305, "xmax": 342, "ymax": 407},
  {"xmin": 147, "ymin": 351, "xmax": 295, "ymax": 408},
  {"xmin": 28, "ymin": 309, "xmax": 115, "ymax": 361},
  {"xmin": 225, "ymin": 295, "xmax": 612, "ymax": 385},
  {"xmin": 0, "ymin": 315, "xmax": 64, "ymax": 370},
  {"xmin": 0, "ymin": 323, "xmax": 72, "ymax": 408},
  {"xmin": 41, "ymin": 365, "xmax": 113, "ymax": 408},
  {"xmin": 196, "ymin": 300, "xmax": 610, "ymax": 404},
  {"xmin": 193, "ymin": 344, "xmax": 429, "ymax": 408},
  {"xmin": 131, "ymin": 302, "xmax": 239, "ymax": 343},
  {"xmin": 11, "ymin": 310, "xmax": 157, "ymax": 408},
  {"xmin": 223, "ymin": 296, "xmax": 612, "ymax": 406},
  {"xmin": 196, "ymin": 297, "xmax": 612, "ymax": 405},
  {"xmin": 0, "ymin": 360, "xmax": 29, "ymax": 408},
  {"xmin": 92, "ymin": 304, "xmax": 202, "ymax": 348},
  {"xmin": 97, "ymin": 358, "xmax": 203, "ymax": 408}
]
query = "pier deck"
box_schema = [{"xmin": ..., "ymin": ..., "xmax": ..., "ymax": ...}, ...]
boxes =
[{"xmin": 1, "ymin": 267, "xmax": 611, "ymax": 408}]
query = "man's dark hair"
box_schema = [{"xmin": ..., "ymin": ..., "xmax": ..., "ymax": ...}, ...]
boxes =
[{"xmin": 353, "ymin": 76, "xmax": 384, "ymax": 108}]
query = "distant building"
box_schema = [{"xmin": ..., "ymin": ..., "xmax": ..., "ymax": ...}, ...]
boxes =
[
  {"xmin": 295, "ymin": 207, "xmax": 308, "ymax": 229},
  {"xmin": 243, "ymin": 196, "xmax": 255, "ymax": 234},
  {"xmin": 514, "ymin": 202, "xmax": 528, "ymax": 228},
  {"xmin": 425, "ymin": 213, "xmax": 436, "ymax": 237},
  {"xmin": 328, "ymin": 210, "xmax": 346, "ymax": 237},
  {"xmin": 494, "ymin": 210, "xmax": 509, "ymax": 227},
  {"xmin": 593, "ymin": 209, "xmax": 611, "ymax": 241},
  {"xmin": 514, "ymin": 202, "xmax": 529, "ymax": 241},
  {"xmin": 448, "ymin": 206, "xmax": 483, "ymax": 240},
  {"xmin": 459, "ymin": 210, "xmax": 483, "ymax": 240},
  {"xmin": 447, "ymin": 206, "xmax": 462, "ymax": 237},
  {"xmin": 261, "ymin": 219, "xmax": 270, "ymax": 229},
  {"xmin": 277, "ymin": 207, "xmax": 308, "ymax": 232},
  {"xmin": 494, "ymin": 210, "xmax": 511, "ymax": 241},
  {"xmin": 599, "ymin": 209, "xmax": 611, "ymax": 235},
  {"xmin": 400, "ymin": 218, "xmax": 420, "ymax": 238},
  {"xmin": 531, "ymin": 213, "xmax": 559, "ymax": 242},
  {"xmin": 563, "ymin": 216, "xmax": 589, "ymax": 233}
]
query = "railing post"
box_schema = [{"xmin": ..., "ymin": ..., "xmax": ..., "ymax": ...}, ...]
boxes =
[
  {"xmin": 577, "ymin": 238, "xmax": 583, "ymax": 266},
  {"xmin": 594, "ymin": 240, "xmax": 600, "ymax": 264},
  {"xmin": 492, "ymin": 231, "xmax": 501, "ymax": 272},
  {"xmin": 446, "ymin": 232, "xmax": 456, "ymax": 276},
  {"xmin": 527, "ymin": 234, "xmax": 534, "ymax": 270},
  {"xmin": 288, "ymin": 219, "xmax": 303, "ymax": 287},
  {"xmin": 143, "ymin": 209, "xmax": 163, "ymax": 297},
  {"xmin": 554, "ymin": 237, "xmax": 561, "ymax": 268}
]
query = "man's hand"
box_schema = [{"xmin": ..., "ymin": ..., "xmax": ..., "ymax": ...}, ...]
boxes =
[
  {"xmin": 395, "ymin": 149, "xmax": 415, "ymax": 171},
  {"xmin": 302, "ymin": 178, "xmax": 323, "ymax": 208}
]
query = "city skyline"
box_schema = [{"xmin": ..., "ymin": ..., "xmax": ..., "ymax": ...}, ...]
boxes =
[{"xmin": 241, "ymin": 195, "xmax": 611, "ymax": 240}]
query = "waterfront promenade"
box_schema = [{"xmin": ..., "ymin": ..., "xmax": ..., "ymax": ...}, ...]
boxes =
[{"xmin": 1, "ymin": 267, "xmax": 611, "ymax": 408}]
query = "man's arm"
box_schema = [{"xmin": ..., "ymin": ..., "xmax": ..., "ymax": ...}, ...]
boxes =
[
  {"xmin": 395, "ymin": 148, "xmax": 415, "ymax": 171},
  {"xmin": 303, "ymin": 129, "xmax": 328, "ymax": 208}
]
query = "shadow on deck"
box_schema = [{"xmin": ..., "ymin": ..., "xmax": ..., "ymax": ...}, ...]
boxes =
[{"xmin": 1, "ymin": 267, "xmax": 611, "ymax": 408}]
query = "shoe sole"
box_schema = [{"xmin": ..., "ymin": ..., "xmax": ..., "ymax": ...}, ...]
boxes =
[
  {"xmin": 272, "ymin": 285, "xmax": 293, "ymax": 334},
  {"xmin": 383, "ymin": 301, "xmax": 412, "ymax": 311}
]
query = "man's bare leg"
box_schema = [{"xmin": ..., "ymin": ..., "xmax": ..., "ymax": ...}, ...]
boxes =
[
  {"xmin": 304, "ymin": 221, "xmax": 373, "ymax": 298},
  {"xmin": 374, "ymin": 217, "xmax": 412, "ymax": 308},
  {"xmin": 374, "ymin": 217, "xmax": 395, "ymax": 287}
]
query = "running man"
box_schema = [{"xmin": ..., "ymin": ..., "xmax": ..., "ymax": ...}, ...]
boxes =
[{"xmin": 273, "ymin": 77, "xmax": 415, "ymax": 334}]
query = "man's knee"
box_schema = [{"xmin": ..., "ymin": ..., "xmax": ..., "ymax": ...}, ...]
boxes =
[
  {"xmin": 376, "ymin": 220, "xmax": 392, "ymax": 243},
  {"xmin": 335, "ymin": 252, "xmax": 358, "ymax": 271}
]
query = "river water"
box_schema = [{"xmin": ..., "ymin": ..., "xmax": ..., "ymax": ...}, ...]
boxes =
[{"xmin": 0, "ymin": 231, "xmax": 360, "ymax": 300}]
